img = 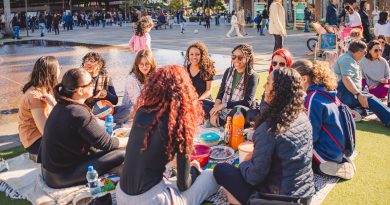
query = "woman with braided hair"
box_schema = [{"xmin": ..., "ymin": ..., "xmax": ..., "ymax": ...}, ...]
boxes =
[
  {"xmin": 117, "ymin": 65, "xmax": 219, "ymax": 205},
  {"xmin": 209, "ymin": 44, "xmax": 259, "ymax": 127}
]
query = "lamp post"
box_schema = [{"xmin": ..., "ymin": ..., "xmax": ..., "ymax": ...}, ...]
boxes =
[{"xmin": 25, "ymin": 0, "xmax": 29, "ymax": 37}]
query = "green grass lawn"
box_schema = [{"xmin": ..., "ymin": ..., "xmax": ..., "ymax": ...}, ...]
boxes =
[{"xmin": 1, "ymin": 72, "xmax": 389, "ymax": 204}]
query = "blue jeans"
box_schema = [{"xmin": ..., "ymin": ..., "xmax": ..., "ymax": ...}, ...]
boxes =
[
  {"xmin": 13, "ymin": 26, "xmax": 20, "ymax": 38},
  {"xmin": 39, "ymin": 23, "xmax": 45, "ymax": 35},
  {"xmin": 113, "ymin": 104, "xmax": 132, "ymax": 126},
  {"xmin": 337, "ymin": 82, "xmax": 390, "ymax": 126},
  {"xmin": 260, "ymin": 19, "xmax": 268, "ymax": 34},
  {"xmin": 304, "ymin": 20, "xmax": 310, "ymax": 31}
]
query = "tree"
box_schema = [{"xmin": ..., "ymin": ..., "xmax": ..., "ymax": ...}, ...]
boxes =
[
  {"xmin": 3, "ymin": 0, "xmax": 13, "ymax": 36},
  {"xmin": 169, "ymin": 0, "xmax": 189, "ymax": 10}
]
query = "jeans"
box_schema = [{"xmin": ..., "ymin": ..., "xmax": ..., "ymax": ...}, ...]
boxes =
[
  {"xmin": 304, "ymin": 20, "xmax": 310, "ymax": 31},
  {"xmin": 113, "ymin": 104, "xmax": 132, "ymax": 125},
  {"xmin": 337, "ymin": 81, "xmax": 390, "ymax": 126},
  {"xmin": 39, "ymin": 23, "xmax": 45, "ymax": 36},
  {"xmin": 13, "ymin": 26, "xmax": 20, "ymax": 38},
  {"xmin": 260, "ymin": 19, "xmax": 268, "ymax": 34}
]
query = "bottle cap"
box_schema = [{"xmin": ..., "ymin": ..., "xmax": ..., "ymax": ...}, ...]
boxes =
[
  {"xmin": 87, "ymin": 165, "xmax": 94, "ymax": 172},
  {"xmin": 236, "ymin": 107, "xmax": 241, "ymax": 112},
  {"xmin": 105, "ymin": 114, "xmax": 114, "ymax": 122}
]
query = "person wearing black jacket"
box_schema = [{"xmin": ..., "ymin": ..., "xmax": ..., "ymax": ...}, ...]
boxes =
[
  {"xmin": 213, "ymin": 68, "xmax": 315, "ymax": 205},
  {"xmin": 117, "ymin": 65, "xmax": 219, "ymax": 204},
  {"xmin": 304, "ymin": 6, "xmax": 311, "ymax": 32},
  {"xmin": 359, "ymin": 1, "xmax": 372, "ymax": 42},
  {"xmin": 41, "ymin": 68, "xmax": 127, "ymax": 189},
  {"xmin": 11, "ymin": 15, "xmax": 21, "ymax": 39},
  {"xmin": 326, "ymin": 0, "xmax": 339, "ymax": 26},
  {"xmin": 209, "ymin": 44, "xmax": 259, "ymax": 127},
  {"xmin": 82, "ymin": 52, "xmax": 132, "ymax": 125},
  {"xmin": 260, "ymin": 6, "xmax": 269, "ymax": 35}
]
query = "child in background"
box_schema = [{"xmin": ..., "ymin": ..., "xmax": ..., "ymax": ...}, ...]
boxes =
[{"xmin": 129, "ymin": 16, "xmax": 154, "ymax": 53}]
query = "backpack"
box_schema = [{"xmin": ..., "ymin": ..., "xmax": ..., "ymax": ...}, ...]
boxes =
[{"xmin": 306, "ymin": 90, "xmax": 356, "ymax": 157}]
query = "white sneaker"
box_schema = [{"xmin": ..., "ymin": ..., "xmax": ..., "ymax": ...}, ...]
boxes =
[
  {"xmin": 319, "ymin": 160, "xmax": 356, "ymax": 180},
  {"xmin": 226, "ymin": 34, "xmax": 231, "ymax": 38},
  {"xmin": 350, "ymin": 109, "xmax": 362, "ymax": 122}
]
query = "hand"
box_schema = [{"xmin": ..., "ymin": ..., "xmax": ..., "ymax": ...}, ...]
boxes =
[
  {"xmin": 40, "ymin": 94, "xmax": 56, "ymax": 107},
  {"xmin": 210, "ymin": 113, "xmax": 219, "ymax": 127},
  {"xmin": 368, "ymin": 85, "xmax": 377, "ymax": 90},
  {"xmin": 357, "ymin": 94, "xmax": 369, "ymax": 108},
  {"xmin": 210, "ymin": 103, "xmax": 225, "ymax": 116},
  {"xmin": 191, "ymin": 160, "xmax": 202, "ymax": 173},
  {"xmin": 244, "ymin": 152, "xmax": 253, "ymax": 161},
  {"xmin": 93, "ymin": 89, "xmax": 107, "ymax": 99},
  {"xmin": 380, "ymin": 78, "xmax": 389, "ymax": 84}
]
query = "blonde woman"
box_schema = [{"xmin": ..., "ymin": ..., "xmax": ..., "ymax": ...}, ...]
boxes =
[
  {"xmin": 269, "ymin": 0, "xmax": 287, "ymax": 51},
  {"xmin": 237, "ymin": 7, "xmax": 248, "ymax": 36}
]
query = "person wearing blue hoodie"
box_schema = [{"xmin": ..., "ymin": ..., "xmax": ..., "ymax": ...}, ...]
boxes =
[{"xmin": 293, "ymin": 60, "xmax": 356, "ymax": 180}]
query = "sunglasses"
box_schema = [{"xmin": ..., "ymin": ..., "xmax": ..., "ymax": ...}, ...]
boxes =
[
  {"xmin": 78, "ymin": 79, "xmax": 94, "ymax": 88},
  {"xmin": 378, "ymin": 41, "xmax": 385, "ymax": 44},
  {"xmin": 231, "ymin": 55, "xmax": 244, "ymax": 61},
  {"xmin": 374, "ymin": 48, "xmax": 383, "ymax": 53},
  {"xmin": 271, "ymin": 61, "xmax": 286, "ymax": 67}
]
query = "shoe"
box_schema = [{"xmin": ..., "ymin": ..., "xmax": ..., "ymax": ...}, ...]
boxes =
[
  {"xmin": 319, "ymin": 160, "xmax": 355, "ymax": 180},
  {"xmin": 350, "ymin": 109, "xmax": 362, "ymax": 122},
  {"xmin": 260, "ymin": 33, "xmax": 265, "ymax": 36},
  {"xmin": 226, "ymin": 34, "xmax": 230, "ymax": 38}
]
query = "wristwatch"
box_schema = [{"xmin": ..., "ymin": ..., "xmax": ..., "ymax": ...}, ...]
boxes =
[{"xmin": 354, "ymin": 92, "xmax": 361, "ymax": 100}]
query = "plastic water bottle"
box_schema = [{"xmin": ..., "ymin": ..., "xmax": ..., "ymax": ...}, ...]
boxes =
[
  {"xmin": 362, "ymin": 85, "xmax": 369, "ymax": 95},
  {"xmin": 105, "ymin": 114, "xmax": 114, "ymax": 136},
  {"xmin": 86, "ymin": 166, "xmax": 100, "ymax": 197}
]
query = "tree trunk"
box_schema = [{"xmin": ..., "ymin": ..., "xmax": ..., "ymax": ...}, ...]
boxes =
[{"xmin": 3, "ymin": 0, "xmax": 13, "ymax": 36}]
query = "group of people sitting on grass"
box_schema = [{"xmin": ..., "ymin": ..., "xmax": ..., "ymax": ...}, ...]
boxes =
[{"xmin": 17, "ymin": 37, "xmax": 389, "ymax": 204}]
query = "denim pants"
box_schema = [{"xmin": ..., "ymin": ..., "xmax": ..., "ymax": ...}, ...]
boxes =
[
  {"xmin": 113, "ymin": 104, "xmax": 132, "ymax": 125},
  {"xmin": 337, "ymin": 81, "xmax": 390, "ymax": 126},
  {"xmin": 39, "ymin": 23, "xmax": 45, "ymax": 35},
  {"xmin": 13, "ymin": 26, "xmax": 20, "ymax": 38},
  {"xmin": 260, "ymin": 19, "xmax": 268, "ymax": 34},
  {"xmin": 304, "ymin": 20, "xmax": 310, "ymax": 31}
]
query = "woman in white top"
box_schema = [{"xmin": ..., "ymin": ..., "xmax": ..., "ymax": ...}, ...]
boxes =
[
  {"xmin": 123, "ymin": 50, "xmax": 157, "ymax": 108},
  {"xmin": 374, "ymin": 11, "xmax": 390, "ymax": 38},
  {"xmin": 269, "ymin": 0, "xmax": 286, "ymax": 51},
  {"xmin": 226, "ymin": 10, "xmax": 243, "ymax": 38},
  {"xmin": 237, "ymin": 7, "xmax": 248, "ymax": 36},
  {"xmin": 345, "ymin": 5, "xmax": 362, "ymax": 29}
]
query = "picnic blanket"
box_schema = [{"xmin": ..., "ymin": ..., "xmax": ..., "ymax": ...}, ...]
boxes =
[{"xmin": 0, "ymin": 153, "xmax": 92, "ymax": 205}]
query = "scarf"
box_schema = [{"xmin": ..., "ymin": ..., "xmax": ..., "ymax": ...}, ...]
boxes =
[{"xmin": 219, "ymin": 67, "xmax": 245, "ymax": 120}]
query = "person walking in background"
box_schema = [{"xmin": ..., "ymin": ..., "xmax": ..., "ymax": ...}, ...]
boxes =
[
  {"xmin": 11, "ymin": 15, "xmax": 20, "ymax": 39},
  {"xmin": 46, "ymin": 13, "xmax": 53, "ymax": 33},
  {"xmin": 326, "ymin": 0, "xmax": 339, "ymax": 26},
  {"xmin": 53, "ymin": 14, "xmax": 60, "ymax": 35},
  {"xmin": 345, "ymin": 5, "xmax": 362, "ymax": 29},
  {"xmin": 304, "ymin": 6, "xmax": 312, "ymax": 32},
  {"xmin": 179, "ymin": 10, "xmax": 186, "ymax": 34},
  {"xmin": 269, "ymin": 0, "xmax": 287, "ymax": 51},
  {"xmin": 359, "ymin": 1, "xmax": 371, "ymax": 42},
  {"xmin": 205, "ymin": 13, "xmax": 211, "ymax": 29},
  {"xmin": 226, "ymin": 10, "xmax": 243, "ymax": 38},
  {"xmin": 374, "ymin": 12, "xmax": 390, "ymax": 40},
  {"xmin": 260, "ymin": 5, "xmax": 269, "ymax": 35},
  {"xmin": 237, "ymin": 7, "xmax": 248, "ymax": 36},
  {"xmin": 38, "ymin": 14, "xmax": 46, "ymax": 37}
]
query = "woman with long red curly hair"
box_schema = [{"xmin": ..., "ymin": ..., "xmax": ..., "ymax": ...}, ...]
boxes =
[
  {"xmin": 269, "ymin": 48, "xmax": 293, "ymax": 73},
  {"xmin": 117, "ymin": 65, "xmax": 220, "ymax": 204}
]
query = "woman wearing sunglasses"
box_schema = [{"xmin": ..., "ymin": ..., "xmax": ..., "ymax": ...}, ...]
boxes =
[
  {"xmin": 269, "ymin": 48, "xmax": 293, "ymax": 73},
  {"xmin": 209, "ymin": 44, "xmax": 259, "ymax": 127},
  {"xmin": 377, "ymin": 35, "xmax": 390, "ymax": 63},
  {"xmin": 40, "ymin": 68, "xmax": 127, "ymax": 201},
  {"xmin": 360, "ymin": 40, "xmax": 390, "ymax": 99}
]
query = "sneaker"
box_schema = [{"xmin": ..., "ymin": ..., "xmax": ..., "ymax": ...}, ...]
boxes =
[
  {"xmin": 226, "ymin": 34, "xmax": 231, "ymax": 38},
  {"xmin": 350, "ymin": 109, "xmax": 362, "ymax": 122},
  {"xmin": 319, "ymin": 161, "xmax": 355, "ymax": 180}
]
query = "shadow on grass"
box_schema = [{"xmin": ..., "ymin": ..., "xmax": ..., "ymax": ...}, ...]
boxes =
[{"xmin": 356, "ymin": 120, "xmax": 389, "ymax": 136}]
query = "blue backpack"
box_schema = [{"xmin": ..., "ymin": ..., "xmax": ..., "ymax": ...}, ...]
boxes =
[{"xmin": 306, "ymin": 90, "xmax": 356, "ymax": 157}]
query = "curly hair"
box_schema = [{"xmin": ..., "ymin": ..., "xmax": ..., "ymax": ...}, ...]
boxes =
[
  {"xmin": 269, "ymin": 48, "xmax": 293, "ymax": 73},
  {"xmin": 81, "ymin": 52, "xmax": 107, "ymax": 75},
  {"xmin": 22, "ymin": 56, "xmax": 60, "ymax": 94},
  {"xmin": 132, "ymin": 65, "xmax": 204, "ymax": 160},
  {"xmin": 349, "ymin": 28, "xmax": 363, "ymax": 39},
  {"xmin": 293, "ymin": 60, "xmax": 337, "ymax": 91},
  {"xmin": 130, "ymin": 49, "xmax": 157, "ymax": 83},
  {"xmin": 135, "ymin": 16, "xmax": 154, "ymax": 36},
  {"xmin": 232, "ymin": 44, "xmax": 256, "ymax": 97},
  {"xmin": 184, "ymin": 41, "xmax": 216, "ymax": 81},
  {"xmin": 254, "ymin": 68, "xmax": 305, "ymax": 135}
]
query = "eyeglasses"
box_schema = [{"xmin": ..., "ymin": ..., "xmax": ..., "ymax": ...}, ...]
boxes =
[
  {"xmin": 78, "ymin": 80, "xmax": 94, "ymax": 88},
  {"xmin": 374, "ymin": 48, "xmax": 383, "ymax": 53},
  {"xmin": 378, "ymin": 41, "xmax": 386, "ymax": 45},
  {"xmin": 231, "ymin": 55, "xmax": 244, "ymax": 61},
  {"xmin": 84, "ymin": 58, "xmax": 97, "ymax": 64},
  {"xmin": 271, "ymin": 61, "xmax": 286, "ymax": 67},
  {"xmin": 138, "ymin": 63, "xmax": 151, "ymax": 68}
]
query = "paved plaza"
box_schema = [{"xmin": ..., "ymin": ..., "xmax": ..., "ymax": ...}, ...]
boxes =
[{"xmin": 0, "ymin": 21, "xmax": 315, "ymax": 151}]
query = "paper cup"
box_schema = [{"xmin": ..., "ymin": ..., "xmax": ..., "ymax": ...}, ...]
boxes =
[{"xmin": 238, "ymin": 142, "xmax": 254, "ymax": 164}]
